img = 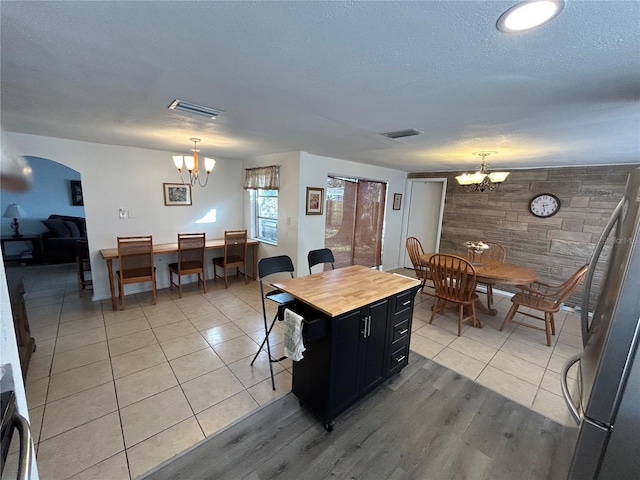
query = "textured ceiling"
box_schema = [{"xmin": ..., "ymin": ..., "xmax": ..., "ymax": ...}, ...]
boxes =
[{"xmin": 1, "ymin": 1, "xmax": 639, "ymax": 172}]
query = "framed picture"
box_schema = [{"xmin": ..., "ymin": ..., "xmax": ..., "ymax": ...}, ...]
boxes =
[
  {"xmin": 306, "ymin": 187, "xmax": 324, "ymax": 215},
  {"xmin": 393, "ymin": 193, "xmax": 402, "ymax": 210},
  {"xmin": 70, "ymin": 180, "xmax": 84, "ymax": 206},
  {"xmin": 163, "ymin": 183, "xmax": 192, "ymax": 206}
]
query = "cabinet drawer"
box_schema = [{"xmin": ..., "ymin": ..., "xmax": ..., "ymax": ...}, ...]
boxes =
[
  {"xmin": 394, "ymin": 290, "xmax": 413, "ymax": 316},
  {"xmin": 392, "ymin": 318, "xmax": 410, "ymax": 344},
  {"xmin": 388, "ymin": 344, "xmax": 409, "ymax": 375}
]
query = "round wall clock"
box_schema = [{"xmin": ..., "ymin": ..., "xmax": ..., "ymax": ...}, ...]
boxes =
[{"xmin": 529, "ymin": 193, "xmax": 561, "ymax": 218}]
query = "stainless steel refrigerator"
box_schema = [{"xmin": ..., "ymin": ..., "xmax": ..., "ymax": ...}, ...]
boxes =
[{"xmin": 561, "ymin": 166, "xmax": 640, "ymax": 479}]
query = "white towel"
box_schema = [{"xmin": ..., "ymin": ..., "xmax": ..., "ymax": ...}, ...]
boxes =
[{"xmin": 283, "ymin": 308, "xmax": 306, "ymax": 361}]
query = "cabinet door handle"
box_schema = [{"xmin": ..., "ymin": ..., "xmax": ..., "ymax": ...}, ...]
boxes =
[
  {"xmin": 367, "ymin": 316, "xmax": 371, "ymax": 337},
  {"xmin": 396, "ymin": 355, "xmax": 406, "ymax": 363},
  {"xmin": 399, "ymin": 328, "xmax": 409, "ymax": 335},
  {"xmin": 402, "ymin": 300, "xmax": 411, "ymax": 306},
  {"xmin": 362, "ymin": 317, "xmax": 367, "ymax": 338}
]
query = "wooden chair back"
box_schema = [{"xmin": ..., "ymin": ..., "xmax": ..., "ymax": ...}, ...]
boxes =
[
  {"xmin": 177, "ymin": 233, "xmax": 206, "ymax": 270},
  {"xmin": 308, "ymin": 248, "xmax": 335, "ymax": 274},
  {"xmin": 533, "ymin": 264, "xmax": 590, "ymax": 311},
  {"xmin": 405, "ymin": 237, "xmax": 429, "ymax": 281},
  {"xmin": 428, "ymin": 254, "xmax": 477, "ymax": 303},
  {"xmin": 116, "ymin": 235, "xmax": 155, "ymax": 308},
  {"xmin": 117, "ymin": 235, "xmax": 154, "ymax": 277},
  {"xmin": 480, "ymin": 242, "xmax": 507, "ymax": 262},
  {"xmin": 223, "ymin": 229, "xmax": 248, "ymax": 267}
]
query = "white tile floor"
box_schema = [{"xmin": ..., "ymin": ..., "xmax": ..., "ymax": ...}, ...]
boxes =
[{"xmin": 9, "ymin": 263, "xmax": 581, "ymax": 479}]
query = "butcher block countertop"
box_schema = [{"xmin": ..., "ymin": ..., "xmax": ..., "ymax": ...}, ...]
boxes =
[{"xmin": 272, "ymin": 265, "xmax": 420, "ymax": 317}]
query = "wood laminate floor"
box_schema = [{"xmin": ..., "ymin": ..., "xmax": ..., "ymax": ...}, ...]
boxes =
[{"xmin": 142, "ymin": 352, "xmax": 579, "ymax": 480}]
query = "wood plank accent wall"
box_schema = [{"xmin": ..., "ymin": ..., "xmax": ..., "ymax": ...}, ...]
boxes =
[{"xmin": 408, "ymin": 164, "xmax": 639, "ymax": 308}]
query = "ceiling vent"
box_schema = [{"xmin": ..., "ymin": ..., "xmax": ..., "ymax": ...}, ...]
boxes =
[
  {"xmin": 168, "ymin": 99, "xmax": 224, "ymax": 119},
  {"xmin": 380, "ymin": 129, "xmax": 423, "ymax": 139}
]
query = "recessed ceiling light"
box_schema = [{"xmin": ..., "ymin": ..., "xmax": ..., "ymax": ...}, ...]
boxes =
[{"xmin": 497, "ymin": 0, "xmax": 565, "ymax": 33}]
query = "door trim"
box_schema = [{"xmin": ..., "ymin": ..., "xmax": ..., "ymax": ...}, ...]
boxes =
[{"xmin": 401, "ymin": 178, "xmax": 447, "ymax": 267}]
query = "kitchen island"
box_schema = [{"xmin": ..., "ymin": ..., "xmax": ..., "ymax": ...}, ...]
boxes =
[{"xmin": 272, "ymin": 265, "xmax": 420, "ymax": 431}]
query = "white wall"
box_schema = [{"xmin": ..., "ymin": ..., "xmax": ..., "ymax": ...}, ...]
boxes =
[
  {"xmin": 243, "ymin": 151, "xmax": 301, "ymax": 271},
  {"xmin": 299, "ymin": 152, "xmax": 408, "ymax": 273},
  {"xmin": 6, "ymin": 133, "xmax": 245, "ymax": 301},
  {"xmin": 243, "ymin": 151, "xmax": 408, "ymax": 277}
]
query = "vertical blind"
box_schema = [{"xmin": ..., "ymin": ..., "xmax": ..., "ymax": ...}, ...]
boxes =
[
  {"xmin": 325, "ymin": 176, "xmax": 386, "ymax": 269},
  {"xmin": 243, "ymin": 165, "xmax": 280, "ymax": 190}
]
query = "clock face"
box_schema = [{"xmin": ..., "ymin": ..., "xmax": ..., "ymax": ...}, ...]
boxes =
[{"xmin": 529, "ymin": 193, "xmax": 561, "ymax": 218}]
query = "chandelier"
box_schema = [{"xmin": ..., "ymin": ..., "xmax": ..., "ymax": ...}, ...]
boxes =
[
  {"xmin": 455, "ymin": 152, "xmax": 509, "ymax": 192},
  {"xmin": 172, "ymin": 138, "xmax": 216, "ymax": 187}
]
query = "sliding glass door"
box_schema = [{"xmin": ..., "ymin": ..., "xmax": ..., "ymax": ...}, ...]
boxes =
[{"xmin": 325, "ymin": 176, "xmax": 386, "ymax": 268}]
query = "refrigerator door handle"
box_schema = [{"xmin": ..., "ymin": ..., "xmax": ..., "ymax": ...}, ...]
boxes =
[
  {"xmin": 13, "ymin": 412, "xmax": 33, "ymax": 480},
  {"xmin": 581, "ymin": 199, "xmax": 624, "ymax": 346},
  {"xmin": 561, "ymin": 352, "xmax": 583, "ymax": 425}
]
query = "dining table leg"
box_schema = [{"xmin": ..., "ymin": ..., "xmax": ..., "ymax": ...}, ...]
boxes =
[
  {"xmin": 106, "ymin": 258, "xmax": 117, "ymax": 311},
  {"xmin": 251, "ymin": 243, "xmax": 258, "ymax": 280},
  {"xmin": 475, "ymin": 283, "xmax": 498, "ymax": 316}
]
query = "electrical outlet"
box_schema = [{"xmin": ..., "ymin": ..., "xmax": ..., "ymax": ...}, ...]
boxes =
[{"xmin": 119, "ymin": 209, "xmax": 128, "ymax": 219}]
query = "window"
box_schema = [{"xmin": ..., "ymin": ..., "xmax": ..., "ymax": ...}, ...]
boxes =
[{"xmin": 254, "ymin": 189, "xmax": 278, "ymax": 244}]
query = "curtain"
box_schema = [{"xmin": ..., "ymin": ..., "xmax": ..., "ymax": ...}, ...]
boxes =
[{"xmin": 243, "ymin": 165, "xmax": 280, "ymax": 190}]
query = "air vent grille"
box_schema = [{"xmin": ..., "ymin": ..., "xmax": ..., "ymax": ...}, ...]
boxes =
[
  {"xmin": 168, "ymin": 99, "xmax": 224, "ymax": 119},
  {"xmin": 380, "ymin": 129, "xmax": 423, "ymax": 139}
]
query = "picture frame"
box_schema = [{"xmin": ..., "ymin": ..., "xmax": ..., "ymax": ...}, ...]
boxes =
[
  {"xmin": 163, "ymin": 183, "xmax": 192, "ymax": 206},
  {"xmin": 70, "ymin": 180, "xmax": 84, "ymax": 206},
  {"xmin": 393, "ymin": 193, "xmax": 402, "ymax": 210},
  {"xmin": 306, "ymin": 187, "xmax": 324, "ymax": 215}
]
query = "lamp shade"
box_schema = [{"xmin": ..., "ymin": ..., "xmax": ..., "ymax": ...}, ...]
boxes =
[{"xmin": 3, "ymin": 204, "xmax": 28, "ymax": 219}]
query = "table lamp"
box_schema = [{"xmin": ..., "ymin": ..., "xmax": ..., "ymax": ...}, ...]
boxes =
[{"xmin": 3, "ymin": 204, "xmax": 28, "ymax": 238}]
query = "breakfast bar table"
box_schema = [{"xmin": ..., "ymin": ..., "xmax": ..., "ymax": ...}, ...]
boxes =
[
  {"xmin": 100, "ymin": 238, "xmax": 259, "ymax": 310},
  {"xmin": 419, "ymin": 253, "xmax": 538, "ymax": 315}
]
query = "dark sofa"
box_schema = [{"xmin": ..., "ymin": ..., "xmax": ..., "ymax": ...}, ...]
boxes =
[{"xmin": 41, "ymin": 214, "xmax": 87, "ymax": 263}]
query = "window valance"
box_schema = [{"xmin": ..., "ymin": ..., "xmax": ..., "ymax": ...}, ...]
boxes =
[{"xmin": 243, "ymin": 165, "xmax": 280, "ymax": 190}]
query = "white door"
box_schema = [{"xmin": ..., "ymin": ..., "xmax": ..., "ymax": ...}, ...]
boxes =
[{"xmin": 404, "ymin": 179, "xmax": 445, "ymax": 268}]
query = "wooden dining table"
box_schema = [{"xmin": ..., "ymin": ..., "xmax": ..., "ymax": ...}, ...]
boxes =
[
  {"xmin": 419, "ymin": 253, "xmax": 538, "ymax": 315},
  {"xmin": 100, "ymin": 238, "xmax": 259, "ymax": 311}
]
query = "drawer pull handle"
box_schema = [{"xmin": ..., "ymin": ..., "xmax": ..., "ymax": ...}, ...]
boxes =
[
  {"xmin": 396, "ymin": 355, "xmax": 406, "ymax": 363},
  {"xmin": 402, "ymin": 301, "xmax": 411, "ymax": 306},
  {"xmin": 399, "ymin": 328, "xmax": 409, "ymax": 335}
]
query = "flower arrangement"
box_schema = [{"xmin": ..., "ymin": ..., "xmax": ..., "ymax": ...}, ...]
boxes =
[{"xmin": 465, "ymin": 241, "xmax": 490, "ymax": 255}]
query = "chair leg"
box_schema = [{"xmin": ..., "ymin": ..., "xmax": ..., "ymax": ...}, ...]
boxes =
[
  {"xmin": 429, "ymin": 298, "xmax": 441, "ymax": 324},
  {"xmin": 251, "ymin": 311, "xmax": 281, "ymax": 391},
  {"xmin": 178, "ymin": 273, "xmax": 183, "ymax": 298},
  {"xmin": 500, "ymin": 303, "xmax": 519, "ymax": 331},
  {"xmin": 152, "ymin": 273, "xmax": 157, "ymax": 305},
  {"xmin": 457, "ymin": 304, "xmax": 463, "ymax": 336},
  {"xmin": 118, "ymin": 279, "xmax": 125, "ymax": 310},
  {"xmin": 550, "ymin": 313, "xmax": 556, "ymax": 335},
  {"xmin": 224, "ymin": 268, "xmax": 228, "ymax": 289},
  {"xmin": 544, "ymin": 312, "xmax": 552, "ymax": 346},
  {"xmin": 201, "ymin": 272, "xmax": 207, "ymax": 293}
]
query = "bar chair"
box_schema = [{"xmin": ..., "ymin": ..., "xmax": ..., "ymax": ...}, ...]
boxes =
[
  {"xmin": 428, "ymin": 253, "xmax": 480, "ymax": 336},
  {"xmin": 168, "ymin": 233, "xmax": 207, "ymax": 298},
  {"xmin": 213, "ymin": 229, "xmax": 248, "ymax": 288},
  {"xmin": 116, "ymin": 235, "xmax": 156, "ymax": 309},
  {"xmin": 307, "ymin": 248, "xmax": 335, "ymax": 274},
  {"xmin": 500, "ymin": 264, "xmax": 589, "ymax": 346},
  {"xmin": 250, "ymin": 255, "xmax": 296, "ymax": 390},
  {"xmin": 75, "ymin": 239, "xmax": 92, "ymax": 297}
]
